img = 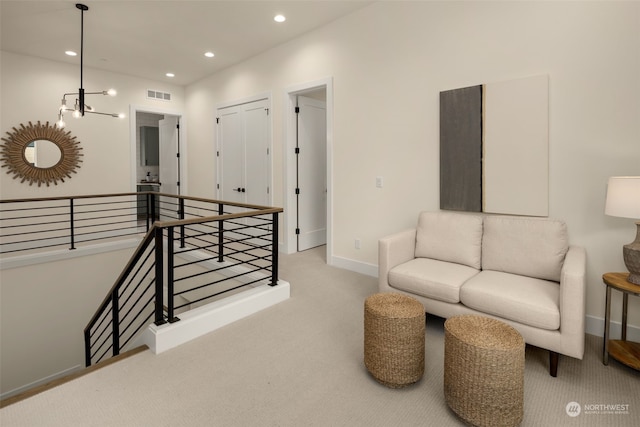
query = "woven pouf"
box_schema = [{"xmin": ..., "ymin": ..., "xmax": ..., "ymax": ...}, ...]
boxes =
[
  {"xmin": 444, "ymin": 315, "xmax": 525, "ymax": 427},
  {"xmin": 364, "ymin": 293, "xmax": 425, "ymax": 388}
]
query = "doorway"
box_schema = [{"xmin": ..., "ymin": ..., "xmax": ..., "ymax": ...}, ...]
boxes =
[
  {"xmin": 284, "ymin": 78, "xmax": 333, "ymax": 259},
  {"xmin": 295, "ymin": 95, "xmax": 327, "ymax": 251},
  {"xmin": 130, "ymin": 106, "xmax": 184, "ymax": 219}
]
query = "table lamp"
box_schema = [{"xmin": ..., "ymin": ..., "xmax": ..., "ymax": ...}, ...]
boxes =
[{"xmin": 605, "ymin": 176, "xmax": 640, "ymax": 284}]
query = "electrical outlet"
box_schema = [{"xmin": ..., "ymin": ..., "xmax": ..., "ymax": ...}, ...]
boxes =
[
  {"xmin": 376, "ymin": 176, "xmax": 383, "ymax": 188},
  {"xmin": 355, "ymin": 238, "xmax": 361, "ymax": 249}
]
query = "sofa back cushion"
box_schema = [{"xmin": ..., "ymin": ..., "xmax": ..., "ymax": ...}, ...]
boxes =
[
  {"xmin": 482, "ymin": 216, "xmax": 568, "ymax": 282},
  {"xmin": 415, "ymin": 211, "xmax": 483, "ymax": 269}
]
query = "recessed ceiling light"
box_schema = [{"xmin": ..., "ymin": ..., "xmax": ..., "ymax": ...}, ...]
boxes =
[
  {"xmin": 65, "ymin": 50, "xmax": 77, "ymax": 56},
  {"xmin": 274, "ymin": 14, "xmax": 286, "ymax": 23},
  {"xmin": 204, "ymin": 51, "xmax": 215, "ymax": 58},
  {"xmin": 166, "ymin": 73, "xmax": 175, "ymax": 78}
]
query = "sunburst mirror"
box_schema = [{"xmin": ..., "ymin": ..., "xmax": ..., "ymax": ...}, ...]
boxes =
[{"xmin": 1, "ymin": 121, "xmax": 83, "ymax": 187}]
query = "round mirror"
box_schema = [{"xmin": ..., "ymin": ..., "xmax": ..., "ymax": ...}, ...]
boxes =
[
  {"xmin": 1, "ymin": 121, "xmax": 83, "ymax": 186},
  {"xmin": 26, "ymin": 140, "xmax": 63, "ymax": 168}
]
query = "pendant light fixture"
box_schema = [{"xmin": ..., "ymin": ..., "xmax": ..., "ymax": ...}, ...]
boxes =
[{"xmin": 57, "ymin": 3, "xmax": 124, "ymax": 128}]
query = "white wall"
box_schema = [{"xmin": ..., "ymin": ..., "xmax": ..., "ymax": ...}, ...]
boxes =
[
  {"xmin": 0, "ymin": 246, "xmax": 138, "ymax": 396},
  {"xmin": 185, "ymin": 2, "xmax": 640, "ymax": 330},
  {"xmin": 0, "ymin": 51, "xmax": 186, "ymax": 395},
  {"xmin": 0, "ymin": 51, "xmax": 185, "ymax": 198},
  {"xmin": 1, "ymin": 3, "xmax": 639, "ymax": 392}
]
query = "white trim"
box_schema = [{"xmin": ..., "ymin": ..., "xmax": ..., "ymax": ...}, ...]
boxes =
[
  {"xmin": 586, "ymin": 314, "xmax": 640, "ymax": 341},
  {"xmin": 143, "ymin": 280, "xmax": 290, "ymax": 354},
  {"xmin": 0, "ymin": 238, "xmax": 141, "ymax": 270},
  {"xmin": 215, "ymin": 91, "xmax": 271, "ymax": 110},
  {"xmin": 283, "ymin": 77, "xmax": 334, "ymax": 262},
  {"xmin": 330, "ymin": 255, "xmax": 378, "ymax": 278},
  {"xmin": 129, "ymin": 104, "xmax": 187, "ymax": 195},
  {"xmin": 0, "ymin": 364, "xmax": 82, "ymax": 400}
]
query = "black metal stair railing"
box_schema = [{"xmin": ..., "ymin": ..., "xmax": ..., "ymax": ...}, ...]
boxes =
[{"xmin": 0, "ymin": 193, "xmax": 282, "ymax": 367}]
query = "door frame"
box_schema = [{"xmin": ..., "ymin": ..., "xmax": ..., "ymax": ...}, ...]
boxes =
[
  {"xmin": 129, "ymin": 104, "xmax": 186, "ymax": 195},
  {"xmin": 283, "ymin": 77, "xmax": 333, "ymax": 261}
]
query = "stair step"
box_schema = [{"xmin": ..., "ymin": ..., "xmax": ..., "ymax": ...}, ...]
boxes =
[{"xmin": 0, "ymin": 345, "xmax": 148, "ymax": 408}]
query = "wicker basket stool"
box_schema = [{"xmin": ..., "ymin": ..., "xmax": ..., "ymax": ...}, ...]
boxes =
[
  {"xmin": 364, "ymin": 293, "xmax": 425, "ymax": 388},
  {"xmin": 444, "ymin": 315, "xmax": 525, "ymax": 427}
]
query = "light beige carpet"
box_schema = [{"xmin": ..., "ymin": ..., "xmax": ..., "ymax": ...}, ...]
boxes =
[{"xmin": 1, "ymin": 246, "xmax": 639, "ymax": 426}]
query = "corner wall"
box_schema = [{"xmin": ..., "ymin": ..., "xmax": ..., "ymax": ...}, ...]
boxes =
[{"xmin": 184, "ymin": 2, "xmax": 640, "ymax": 331}]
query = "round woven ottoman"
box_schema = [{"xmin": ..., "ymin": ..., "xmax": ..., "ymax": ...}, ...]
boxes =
[
  {"xmin": 444, "ymin": 315, "xmax": 525, "ymax": 427},
  {"xmin": 364, "ymin": 293, "xmax": 425, "ymax": 388}
]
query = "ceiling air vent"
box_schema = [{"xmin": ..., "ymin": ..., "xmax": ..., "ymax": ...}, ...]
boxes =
[{"xmin": 147, "ymin": 90, "xmax": 171, "ymax": 101}]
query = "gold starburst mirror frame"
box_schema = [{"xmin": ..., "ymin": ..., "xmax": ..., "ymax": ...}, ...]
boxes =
[{"xmin": 1, "ymin": 121, "xmax": 83, "ymax": 186}]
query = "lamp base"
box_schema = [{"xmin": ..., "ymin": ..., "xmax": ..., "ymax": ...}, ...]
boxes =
[{"xmin": 623, "ymin": 222, "xmax": 640, "ymax": 285}]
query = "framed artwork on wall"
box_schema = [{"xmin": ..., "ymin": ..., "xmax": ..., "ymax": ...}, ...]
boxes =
[{"xmin": 440, "ymin": 75, "xmax": 549, "ymax": 217}]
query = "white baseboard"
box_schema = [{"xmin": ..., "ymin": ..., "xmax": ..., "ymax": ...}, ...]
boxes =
[
  {"xmin": 585, "ymin": 314, "xmax": 640, "ymax": 341},
  {"xmin": 0, "ymin": 364, "xmax": 82, "ymax": 400},
  {"xmin": 0, "ymin": 238, "xmax": 141, "ymax": 270},
  {"xmin": 330, "ymin": 255, "xmax": 378, "ymax": 277},
  {"xmin": 143, "ymin": 280, "xmax": 290, "ymax": 354}
]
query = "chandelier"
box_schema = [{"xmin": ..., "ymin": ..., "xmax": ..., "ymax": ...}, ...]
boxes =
[{"xmin": 57, "ymin": 4, "xmax": 124, "ymax": 128}]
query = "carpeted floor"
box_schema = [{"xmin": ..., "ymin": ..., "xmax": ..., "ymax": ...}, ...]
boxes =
[{"xmin": 1, "ymin": 246, "xmax": 639, "ymax": 426}]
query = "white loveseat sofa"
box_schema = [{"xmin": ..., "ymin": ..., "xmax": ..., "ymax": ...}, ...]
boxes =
[{"xmin": 378, "ymin": 211, "xmax": 586, "ymax": 376}]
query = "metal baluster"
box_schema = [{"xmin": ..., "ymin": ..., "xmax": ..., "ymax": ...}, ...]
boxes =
[
  {"xmin": 84, "ymin": 328, "xmax": 91, "ymax": 367},
  {"xmin": 167, "ymin": 225, "xmax": 179, "ymax": 323},
  {"xmin": 69, "ymin": 198, "xmax": 76, "ymax": 250},
  {"xmin": 154, "ymin": 226, "xmax": 166, "ymax": 325},
  {"xmin": 112, "ymin": 291, "xmax": 120, "ymax": 357},
  {"xmin": 270, "ymin": 212, "xmax": 279, "ymax": 286},
  {"xmin": 179, "ymin": 198, "xmax": 185, "ymax": 248},
  {"xmin": 218, "ymin": 203, "xmax": 224, "ymax": 262}
]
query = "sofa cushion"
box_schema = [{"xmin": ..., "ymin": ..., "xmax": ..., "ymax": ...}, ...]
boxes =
[
  {"xmin": 415, "ymin": 211, "xmax": 483, "ymax": 269},
  {"xmin": 389, "ymin": 258, "xmax": 479, "ymax": 304},
  {"xmin": 482, "ymin": 216, "xmax": 568, "ymax": 282},
  {"xmin": 460, "ymin": 270, "xmax": 560, "ymax": 330}
]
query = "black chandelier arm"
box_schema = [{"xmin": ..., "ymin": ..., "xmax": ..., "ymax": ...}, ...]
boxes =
[
  {"xmin": 84, "ymin": 111, "xmax": 120, "ymax": 118},
  {"xmin": 56, "ymin": 3, "xmax": 121, "ymax": 128}
]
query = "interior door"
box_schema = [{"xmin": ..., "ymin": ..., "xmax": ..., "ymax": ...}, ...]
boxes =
[
  {"xmin": 217, "ymin": 106, "xmax": 244, "ymax": 205},
  {"xmin": 159, "ymin": 116, "xmax": 179, "ymax": 196},
  {"xmin": 217, "ymin": 99, "xmax": 270, "ymax": 206},
  {"xmin": 297, "ymin": 96, "xmax": 327, "ymax": 251},
  {"xmin": 243, "ymin": 100, "xmax": 270, "ymax": 207}
]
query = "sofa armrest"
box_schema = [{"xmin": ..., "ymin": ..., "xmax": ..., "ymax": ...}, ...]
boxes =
[
  {"xmin": 378, "ymin": 229, "xmax": 417, "ymax": 291},
  {"xmin": 558, "ymin": 245, "xmax": 587, "ymax": 359}
]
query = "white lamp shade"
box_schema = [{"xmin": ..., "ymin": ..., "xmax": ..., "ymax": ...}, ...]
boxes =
[{"xmin": 605, "ymin": 176, "xmax": 640, "ymax": 219}]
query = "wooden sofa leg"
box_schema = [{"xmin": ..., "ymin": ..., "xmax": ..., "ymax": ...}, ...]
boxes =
[{"xmin": 549, "ymin": 351, "xmax": 559, "ymax": 377}]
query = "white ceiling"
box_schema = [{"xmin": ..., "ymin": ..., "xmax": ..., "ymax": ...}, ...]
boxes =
[{"xmin": 1, "ymin": 1, "xmax": 371, "ymax": 86}]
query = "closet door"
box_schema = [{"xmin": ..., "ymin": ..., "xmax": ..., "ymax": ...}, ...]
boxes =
[{"xmin": 217, "ymin": 99, "xmax": 271, "ymax": 207}]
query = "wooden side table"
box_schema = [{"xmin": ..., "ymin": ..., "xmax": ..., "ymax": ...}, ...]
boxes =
[{"xmin": 602, "ymin": 272, "xmax": 640, "ymax": 370}]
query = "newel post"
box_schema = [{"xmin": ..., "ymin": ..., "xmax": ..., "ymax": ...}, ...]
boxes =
[
  {"xmin": 270, "ymin": 212, "xmax": 279, "ymax": 286},
  {"xmin": 154, "ymin": 226, "xmax": 166, "ymax": 326}
]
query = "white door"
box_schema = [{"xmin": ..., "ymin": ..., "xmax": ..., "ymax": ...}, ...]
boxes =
[
  {"xmin": 217, "ymin": 106, "xmax": 244, "ymax": 205},
  {"xmin": 217, "ymin": 99, "xmax": 270, "ymax": 207},
  {"xmin": 244, "ymin": 101, "xmax": 270, "ymax": 207},
  {"xmin": 159, "ymin": 116, "xmax": 179, "ymax": 196},
  {"xmin": 297, "ymin": 96, "xmax": 327, "ymax": 251}
]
